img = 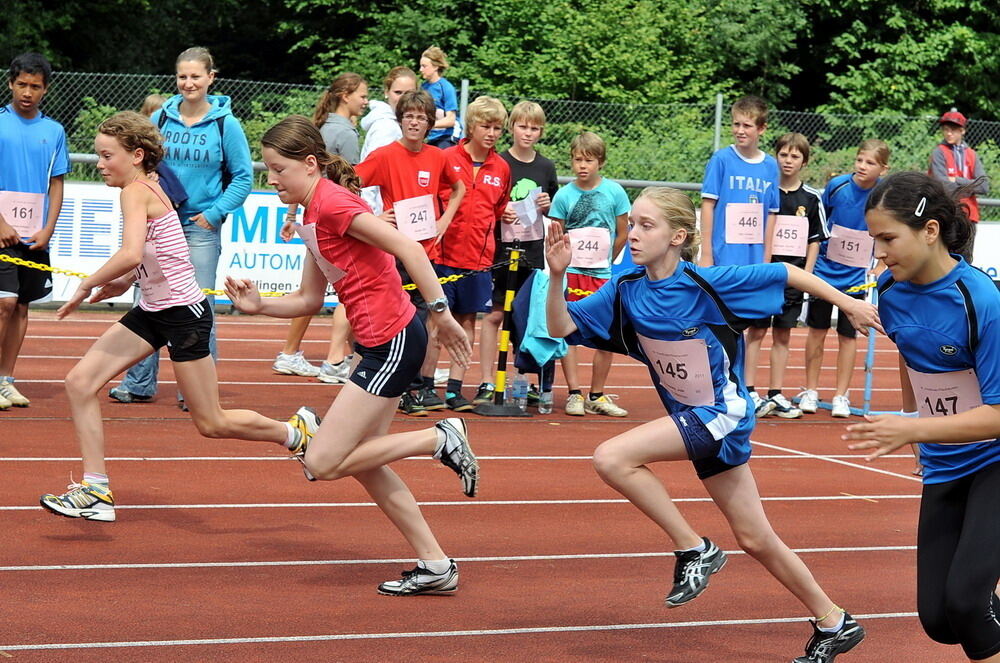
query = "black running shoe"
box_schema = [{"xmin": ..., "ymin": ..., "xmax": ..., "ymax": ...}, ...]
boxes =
[
  {"xmin": 377, "ymin": 560, "xmax": 458, "ymax": 596},
  {"xmin": 665, "ymin": 537, "xmax": 727, "ymax": 607},
  {"xmin": 434, "ymin": 417, "xmax": 478, "ymax": 497},
  {"xmin": 399, "ymin": 391, "xmax": 428, "ymax": 417},
  {"xmin": 445, "ymin": 393, "xmax": 475, "ymax": 412},
  {"xmin": 527, "ymin": 385, "xmax": 541, "ymax": 408},
  {"xmin": 793, "ymin": 612, "xmax": 865, "ymax": 663},
  {"xmin": 472, "ymin": 382, "xmax": 495, "ymax": 405},
  {"xmin": 416, "ymin": 386, "xmax": 446, "ymax": 411}
]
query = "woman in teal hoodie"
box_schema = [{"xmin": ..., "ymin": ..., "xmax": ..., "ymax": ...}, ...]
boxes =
[{"xmin": 110, "ymin": 46, "xmax": 253, "ymax": 407}]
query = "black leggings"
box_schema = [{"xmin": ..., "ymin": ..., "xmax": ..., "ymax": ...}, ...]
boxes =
[{"xmin": 918, "ymin": 459, "xmax": 1000, "ymax": 660}]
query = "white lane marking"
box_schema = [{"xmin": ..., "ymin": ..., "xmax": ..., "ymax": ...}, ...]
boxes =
[
  {"xmin": 2, "ymin": 494, "xmax": 919, "ymax": 511},
  {"xmin": 752, "ymin": 440, "xmax": 923, "ymax": 483},
  {"xmin": 0, "ymin": 545, "xmax": 917, "ymax": 572},
  {"xmin": 0, "ymin": 453, "xmax": 915, "ymax": 462},
  {"xmin": 0, "ymin": 612, "xmax": 919, "ymax": 651}
]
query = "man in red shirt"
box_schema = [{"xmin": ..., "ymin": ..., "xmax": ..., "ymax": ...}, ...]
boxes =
[
  {"xmin": 435, "ymin": 96, "xmax": 511, "ymax": 411},
  {"xmin": 355, "ymin": 90, "xmax": 465, "ymax": 415}
]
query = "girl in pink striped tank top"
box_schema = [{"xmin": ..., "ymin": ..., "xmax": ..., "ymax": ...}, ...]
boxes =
[{"xmin": 40, "ymin": 112, "xmax": 322, "ymax": 523}]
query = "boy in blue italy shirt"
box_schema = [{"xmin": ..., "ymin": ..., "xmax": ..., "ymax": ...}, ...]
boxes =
[
  {"xmin": 0, "ymin": 53, "xmax": 71, "ymax": 409},
  {"xmin": 546, "ymin": 186, "xmax": 875, "ymax": 663},
  {"xmin": 699, "ymin": 95, "xmax": 779, "ymax": 268}
]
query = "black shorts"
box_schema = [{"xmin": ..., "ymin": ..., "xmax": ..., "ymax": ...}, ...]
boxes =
[
  {"xmin": 118, "ymin": 299, "xmax": 213, "ymax": 362},
  {"xmin": 0, "ymin": 244, "xmax": 52, "ymax": 304},
  {"xmin": 749, "ymin": 299, "xmax": 803, "ymax": 330},
  {"xmin": 350, "ymin": 313, "xmax": 427, "ymax": 398},
  {"xmin": 671, "ymin": 412, "xmax": 743, "ymax": 480},
  {"xmin": 490, "ymin": 260, "xmax": 533, "ymax": 308},
  {"xmin": 435, "ymin": 264, "xmax": 492, "ymax": 315},
  {"xmin": 805, "ymin": 292, "xmax": 865, "ymax": 338}
]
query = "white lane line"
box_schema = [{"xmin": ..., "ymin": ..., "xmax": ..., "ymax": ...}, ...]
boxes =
[
  {"xmin": 0, "ymin": 453, "xmax": 914, "ymax": 462},
  {"xmin": 0, "ymin": 612, "xmax": 918, "ymax": 651},
  {"xmin": 0, "ymin": 545, "xmax": 917, "ymax": 572},
  {"xmin": 752, "ymin": 440, "xmax": 922, "ymax": 483},
  {"xmin": 1, "ymin": 494, "xmax": 919, "ymax": 511}
]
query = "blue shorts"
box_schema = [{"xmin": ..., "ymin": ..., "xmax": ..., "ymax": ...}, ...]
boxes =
[
  {"xmin": 670, "ymin": 412, "xmax": 743, "ymax": 480},
  {"xmin": 435, "ymin": 264, "xmax": 492, "ymax": 315},
  {"xmin": 350, "ymin": 313, "xmax": 427, "ymax": 398}
]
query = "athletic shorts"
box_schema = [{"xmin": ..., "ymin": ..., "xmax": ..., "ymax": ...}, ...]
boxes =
[
  {"xmin": 670, "ymin": 412, "xmax": 743, "ymax": 480},
  {"xmin": 0, "ymin": 244, "xmax": 53, "ymax": 303},
  {"xmin": 490, "ymin": 259, "xmax": 533, "ymax": 308},
  {"xmin": 118, "ymin": 299, "xmax": 213, "ymax": 362},
  {"xmin": 566, "ymin": 273, "xmax": 607, "ymax": 303},
  {"xmin": 350, "ymin": 313, "xmax": 427, "ymax": 398},
  {"xmin": 749, "ymin": 299, "xmax": 803, "ymax": 330},
  {"xmin": 805, "ymin": 292, "xmax": 865, "ymax": 338},
  {"xmin": 435, "ymin": 264, "xmax": 492, "ymax": 315}
]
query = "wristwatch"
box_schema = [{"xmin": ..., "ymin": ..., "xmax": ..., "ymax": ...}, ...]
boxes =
[{"xmin": 428, "ymin": 296, "xmax": 449, "ymax": 313}]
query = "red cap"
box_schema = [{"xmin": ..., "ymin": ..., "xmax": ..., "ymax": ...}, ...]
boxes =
[{"xmin": 939, "ymin": 109, "xmax": 967, "ymax": 127}]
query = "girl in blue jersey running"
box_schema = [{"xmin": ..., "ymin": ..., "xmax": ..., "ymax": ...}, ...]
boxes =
[
  {"xmin": 845, "ymin": 171, "xmax": 1000, "ymax": 663},
  {"xmin": 545, "ymin": 187, "xmax": 880, "ymax": 663}
]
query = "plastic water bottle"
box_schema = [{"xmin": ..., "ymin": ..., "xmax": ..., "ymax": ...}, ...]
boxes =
[
  {"xmin": 538, "ymin": 391, "xmax": 553, "ymax": 414},
  {"xmin": 512, "ymin": 370, "xmax": 529, "ymax": 412}
]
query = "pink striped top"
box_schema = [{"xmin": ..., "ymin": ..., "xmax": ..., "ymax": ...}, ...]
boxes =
[{"xmin": 134, "ymin": 183, "xmax": 204, "ymax": 312}]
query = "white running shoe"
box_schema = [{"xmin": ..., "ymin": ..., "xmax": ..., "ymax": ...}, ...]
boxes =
[
  {"xmin": 317, "ymin": 360, "xmax": 351, "ymax": 384},
  {"xmin": 768, "ymin": 393, "xmax": 803, "ymax": 419},
  {"xmin": 0, "ymin": 378, "xmax": 29, "ymax": 407},
  {"xmin": 751, "ymin": 391, "xmax": 775, "ymax": 417},
  {"xmin": 40, "ymin": 481, "xmax": 115, "ymax": 522},
  {"xmin": 831, "ymin": 394, "xmax": 852, "ymax": 418},
  {"xmin": 272, "ymin": 351, "xmax": 320, "ymax": 377},
  {"xmin": 378, "ymin": 560, "xmax": 459, "ymax": 596},
  {"xmin": 797, "ymin": 389, "xmax": 819, "ymax": 414},
  {"xmin": 565, "ymin": 393, "xmax": 585, "ymax": 416},
  {"xmin": 434, "ymin": 417, "xmax": 478, "ymax": 498},
  {"xmin": 584, "ymin": 394, "xmax": 628, "ymax": 417}
]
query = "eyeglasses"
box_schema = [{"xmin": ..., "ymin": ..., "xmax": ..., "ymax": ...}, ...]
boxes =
[{"xmin": 402, "ymin": 113, "xmax": 429, "ymax": 123}]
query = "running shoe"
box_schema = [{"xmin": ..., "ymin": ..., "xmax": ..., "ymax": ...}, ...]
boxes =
[
  {"xmin": 527, "ymin": 386, "xmax": 541, "ymax": 408},
  {"xmin": 434, "ymin": 417, "xmax": 478, "ymax": 497},
  {"xmin": 769, "ymin": 393, "xmax": 803, "ymax": 419},
  {"xmin": 272, "ymin": 351, "xmax": 320, "ymax": 377},
  {"xmin": 565, "ymin": 393, "xmax": 585, "ymax": 416},
  {"xmin": 831, "ymin": 395, "xmax": 852, "ymax": 418},
  {"xmin": 797, "ymin": 389, "xmax": 819, "ymax": 414},
  {"xmin": 472, "ymin": 382, "xmax": 495, "ymax": 405},
  {"xmin": 108, "ymin": 386, "xmax": 152, "ymax": 404},
  {"xmin": 287, "ymin": 406, "xmax": 322, "ymax": 481},
  {"xmin": 317, "ymin": 360, "xmax": 351, "ymax": 384},
  {"xmin": 377, "ymin": 559, "xmax": 459, "ymax": 596},
  {"xmin": 753, "ymin": 390, "xmax": 776, "ymax": 417},
  {"xmin": 0, "ymin": 378, "xmax": 29, "ymax": 407},
  {"xmin": 416, "ymin": 386, "xmax": 446, "ymax": 411},
  {"xmin": 793, "ymin": 612, "xmax": 866, "ymax": 662},
  {"xmin": 0, "ymin": 392, "xmax": 11, "ymax": 410},
  {"xmin": 40, "ymin": 480, "xmax": 116, "ymax": 522},
  {"xmin": 445, "ymin": 393, "xmax": 474, "ymax": 412},
  {"xmin": 399, "ymin": 391, "xmax": 428, "ymax": 417},
  {"xmin": 665, "ymin": 537, "xmax": 728, "ymax": 607},
  {"xmin": 584, "ymin": 394, "xmax": 628, "ymax": 417}
]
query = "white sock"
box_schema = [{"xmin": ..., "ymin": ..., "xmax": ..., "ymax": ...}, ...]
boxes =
[
  {"xmin": 679, "ymin": 540, "xmax": 706, "ymax": 554},
  {"xmin": 83, "ymin": 472, "xmax": 108, "ymax": 486},
  {"xmin": 284, "ymin": 422, "xmax": 299, "ymax": 449},
  {"xmin": 418, "ymin": 558, "xmax": 452, "ymax": 575},
  {"xmin": 818, "ymin": 612, "xmax": 846, "ymax": 632}
]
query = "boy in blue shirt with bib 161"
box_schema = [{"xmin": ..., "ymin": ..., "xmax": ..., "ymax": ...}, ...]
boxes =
[{"xmin": 699, "ymin": 95, "xmax": 779, "ymax": 269}]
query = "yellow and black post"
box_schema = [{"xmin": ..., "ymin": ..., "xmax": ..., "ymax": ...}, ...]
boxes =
[{"xmin": 474, "ymin": 242, "xmax": 531, "ymax": 417}]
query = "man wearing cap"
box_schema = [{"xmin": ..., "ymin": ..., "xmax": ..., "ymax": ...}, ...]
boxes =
[{"xmin": 929, "ymin": 109, "xmax": 989, "ymax": 228}]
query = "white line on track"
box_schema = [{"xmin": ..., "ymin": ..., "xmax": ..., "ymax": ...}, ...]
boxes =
[
  {"xmin": 0, "ymin": 545, "xmax": 917, "ymax": 573},
  {"xmin": 0, "ymin": 611, "xmax": 918, "ymax": 652},
  {"xmin": 0, "ymin": 494, "xmax": 918, "ymax": 511},
  {"xmin": 752, "ymin": 440, "xmax": 922, "ymax": 483},
  {"xmin": 0, "ymin": 453, "xmax": 915, "ymax": 462}
]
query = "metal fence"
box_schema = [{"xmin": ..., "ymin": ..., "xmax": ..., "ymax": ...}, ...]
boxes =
[{"xmin": 49, "ymin": 72, "xmax": 1000, "ymax": 219}]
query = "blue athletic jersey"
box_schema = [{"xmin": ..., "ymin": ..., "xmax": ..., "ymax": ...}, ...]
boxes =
[
  {"xmin": 567, "ymin": 261, "xmax": 787, "ymax": 465},
  {"xmin": 0, "ymin": 104, "xmax": 71, "ymax": 232},
  {"xmin": 549, "ymin": 177, "xmax": 630, "ymax": 279},
  {"xmin": 701, "ymin": 145, "xmax": 780, "ymax": 266},
  {"xmin": 812, "ymin": 173, "xmax": 878, "ymax": 290},
  {"xmin": 422, "ymin": 77, "xmax": 458, "ymax": 143},
  {"xmin": 878, "ymin": 258, "xmax": 1000, "ymax": 484}
]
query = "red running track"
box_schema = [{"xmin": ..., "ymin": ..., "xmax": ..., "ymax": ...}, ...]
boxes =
[{"xmin": 0, "ymin": 311, "xmax": 953, "ymax": 661}]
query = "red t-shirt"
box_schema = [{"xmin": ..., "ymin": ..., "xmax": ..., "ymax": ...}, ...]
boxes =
[
  {"xmin": 355, "ymin": 142, "xmax": 460, "ymax": 262},
  {"xmin": 304, "ymin": 178, "xmax": 415, "ymax": 347}
]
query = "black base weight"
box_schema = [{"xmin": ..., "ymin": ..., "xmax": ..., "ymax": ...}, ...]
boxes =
[{"xmin": 473, "ymin": 403, "xmax": 532, "ymax": 417}]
